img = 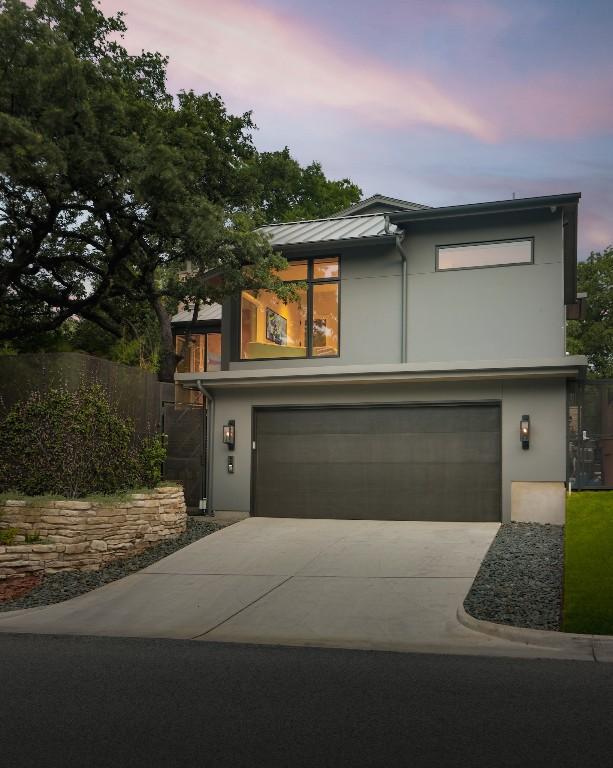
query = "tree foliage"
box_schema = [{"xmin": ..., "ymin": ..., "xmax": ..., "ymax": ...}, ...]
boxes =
[
  {"xmin": 0, "ymin": 381, "xmax": 165, "ymax": 497},
  {"xmin": 567, "ymin": 246, "xmax": 613, "ymax": 378},
  {"xmin": 0, "ymin": 0, "xmax": 291, "ymax": 380},
  {"xmin": 249, "ymin": 147, "xmax": 361, "ymax": 224},
  {"xmin": 0, "ymin": 1, "xmax": 362, "ymax": 380}
]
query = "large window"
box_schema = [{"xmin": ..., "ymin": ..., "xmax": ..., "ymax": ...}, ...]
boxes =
[
  {"xmin": 174, "ymin": 330, "xmax": 221, "ymax": 405},
  {"xmin": 436, "ymin": 238, "xmax": 533, "ymax": 271},
  {"xmin": 240, "ymin": 256, "xmax": 340, "ymax": 360},
  {"xmin": 175, "ymin": 332, "xmax": 221, "ymax": 373}
]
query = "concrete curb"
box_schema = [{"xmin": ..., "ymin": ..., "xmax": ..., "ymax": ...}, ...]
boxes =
[{"xmin": 457, "ymin": 604, "xmax": 613, "ymax": 662}]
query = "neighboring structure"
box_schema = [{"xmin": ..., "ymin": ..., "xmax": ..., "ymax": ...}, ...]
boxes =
[{"xmin": 176, "ymin": 193, "xmax": 587, "ymax": 523}]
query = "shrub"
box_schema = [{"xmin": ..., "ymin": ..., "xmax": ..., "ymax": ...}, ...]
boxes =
[
  {"xmin": 138, "ymin": 434, "xmax": 167, "ymax": 488},
  {"xmin": 0, "ymin": 381, "xmax": 167, "ymax": 498},
  {"xmin": 0, "ymin": 527, "xmax": 19, "ymax": 545}
]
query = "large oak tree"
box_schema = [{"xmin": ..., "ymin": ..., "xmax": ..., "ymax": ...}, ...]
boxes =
[{"xmin": 0, "ymin": 0, "xmax": 360, "ymax": 380}]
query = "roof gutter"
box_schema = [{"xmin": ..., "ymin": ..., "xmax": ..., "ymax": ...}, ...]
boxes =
[
  {"xmin": 387, "ymin": 193, "xmax": 581, "ymax": 225},
  {"xmin": 269, "ymin": 233, "xmax": 397, "ymax": 255}
]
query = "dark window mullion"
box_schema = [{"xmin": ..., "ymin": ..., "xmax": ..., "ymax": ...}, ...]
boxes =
[{"xmin": 306, "ymin": 259, "xmax": 314, "ymax": 356}]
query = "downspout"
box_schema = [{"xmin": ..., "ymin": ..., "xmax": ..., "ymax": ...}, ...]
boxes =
[
  {"xmin": 197, "ymin": 381, "xmax": 215, "ymax": 515},
  {"xmin": 386, "ymin": 214, "xmax": 408, "ymax": 364}
]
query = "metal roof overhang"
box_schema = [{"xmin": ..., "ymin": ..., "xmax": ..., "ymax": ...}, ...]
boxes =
[
  {"xmin": 270, "ymin": 233, "xmax": 396, "ymax": 255},
  {"xmin": 176, "ymin": 356, "xmax": 587, "ymax": 390},
  {"xmin": 388, "ymin": 193, "xmax": 581, "ymax": 305}
]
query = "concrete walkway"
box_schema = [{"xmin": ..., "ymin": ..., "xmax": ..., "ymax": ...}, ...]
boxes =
[{"xmin": 0, "ymin": 518, "xmax": 594, "ymax": 659}]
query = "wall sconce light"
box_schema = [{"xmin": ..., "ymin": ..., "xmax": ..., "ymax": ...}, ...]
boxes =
[
  {"xmin": 223, "ymin": 420, "xmax": 235, "ymax": 450},
  {"xmin": 520, "ymin": 415, "xmax": 530, "ymax": 450}
]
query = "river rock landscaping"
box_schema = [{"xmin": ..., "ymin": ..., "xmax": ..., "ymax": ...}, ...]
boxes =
[
  {"xmin": 463, "ymin": 522, "xmax": 564, "ymax": 631},
  {"xmin": 0, "ymin": 517, "xmax": 220, "ymax": 612}
]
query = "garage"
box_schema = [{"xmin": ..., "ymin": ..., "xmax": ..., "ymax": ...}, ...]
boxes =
[{"xmin": 252, "ymin": 403, "xmax": 501, "ymax": 521}]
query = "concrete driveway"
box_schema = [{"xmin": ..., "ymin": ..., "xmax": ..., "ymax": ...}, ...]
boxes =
[{"xmin": 0, "ymin": 518, "xmax": 573, "ymax": 657}]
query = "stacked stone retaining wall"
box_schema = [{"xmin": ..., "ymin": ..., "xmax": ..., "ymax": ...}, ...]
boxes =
[{"xmin": 0, "ymin": 486, "xmax": 186, "ymax": 581}]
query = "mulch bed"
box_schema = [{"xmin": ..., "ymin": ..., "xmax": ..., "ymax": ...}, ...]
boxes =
[{"xmin": 0, "ymin": 573, "xmax": 43, "ymax": 603}]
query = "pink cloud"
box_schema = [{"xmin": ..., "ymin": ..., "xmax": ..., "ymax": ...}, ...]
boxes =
[
  {"xmin": 99, "ymin": 0, "xmax": 613, "ymax": 143},
  {"xmin": 100, "ymin": 0, "xmax": 495, "ymax": 141},
  {"xmin": 582, "ymin": 213, "xmax": 613, "ymax": 254},
  {"xmin": 476, "ymin": 73, "xmax": 613, "ymax": 140},
  {"xmin": 405, "ymin": 0, "xmax": 515, "ymax": 29}
]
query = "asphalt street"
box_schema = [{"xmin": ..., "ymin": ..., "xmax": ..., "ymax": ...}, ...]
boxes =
[{"xmin": 1, "ymin": 634, "xmax": 612, "ymax": 768}]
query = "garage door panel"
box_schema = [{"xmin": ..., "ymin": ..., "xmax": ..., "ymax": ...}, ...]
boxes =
[
  {"xmin": 253, "ymin": 405, "xmax": 501, "ymax": 521},
  {"xmin": 256, "ymin": 461, "xmax": 499, "ymax": 521},
  {"xmin": 257, "ymin": 432, "xmax": 500, "ymax": 465},
  {"xmin": 257, "ymin": 406, "xmax": 500, "ymax": 436}
]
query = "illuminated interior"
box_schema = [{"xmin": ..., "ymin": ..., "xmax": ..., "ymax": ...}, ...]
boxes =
[
  {"xmin": 240, "ymin": 257, "xmax": 339, "ymax": 359},
  {"xmin": 241, "ymin": 288, "xmax": 307, "ymax": 358},
  {"xmin": 175, "ymin": 332, "xmax": 221, "ymax": 373},
  {"xmin": 175, "ymin": 331, "xmax": 221, "ymax": 405}
]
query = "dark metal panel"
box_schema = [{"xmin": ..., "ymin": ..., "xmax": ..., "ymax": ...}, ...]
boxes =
[
  {"xmin": 253, "ymin": 404, "xmax": 501, "ymax": 521},
  {"xmin": 563, "ymin": 204, "xmax": 578, "ymax": 305}
]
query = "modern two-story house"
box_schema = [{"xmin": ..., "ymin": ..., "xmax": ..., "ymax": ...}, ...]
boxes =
[{"xmin": 175, "ymin": 192, "xmax": 587, "ymax": 523}]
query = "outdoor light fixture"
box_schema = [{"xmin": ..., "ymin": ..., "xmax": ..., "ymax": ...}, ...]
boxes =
[
  {"xmin": 223, "ymin": 420, "xmax": 235, "ymax": 450},
  {"xmin": 520, "ymin": 415, "xmax": 530, "ymax": 450}
]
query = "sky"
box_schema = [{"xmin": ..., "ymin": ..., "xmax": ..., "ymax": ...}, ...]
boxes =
[{"xmin": 100, "ymin": 0, "xmax": 613, "ymax": 258}]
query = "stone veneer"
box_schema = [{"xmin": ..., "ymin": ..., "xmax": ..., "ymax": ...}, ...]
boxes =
[{"xmin": 0, "ymin": 486, "xmax": 186, "ymax": 581}]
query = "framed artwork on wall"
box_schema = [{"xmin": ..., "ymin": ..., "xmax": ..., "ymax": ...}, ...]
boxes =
[
  {"xmin": 266, "ymin": 308, "xmax": 287, "ymax": 345},
  {"xmin": 313, "ymin": 318, "xmax": 327, "ymax": 347}
]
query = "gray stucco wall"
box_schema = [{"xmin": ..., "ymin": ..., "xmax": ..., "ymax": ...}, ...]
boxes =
[
  {"xmin": 208, "ymin": 377, "xmax": 567, "ymax": 522},
  {"xmin": 226, "ymin": 208, "xmax": 566, "ymax": 371},
  {"xmin": 404, "ymin": 210, "xmax": 565, "ymax": 363}
]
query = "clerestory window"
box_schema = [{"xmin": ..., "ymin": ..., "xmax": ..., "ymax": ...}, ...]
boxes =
[{"xmin": 436, "ymin": 238, "xmax": 533, "ymax": 271}]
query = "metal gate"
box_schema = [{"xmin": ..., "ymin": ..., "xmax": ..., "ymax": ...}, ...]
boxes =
[
  {"xmin": 568, "ymin": 380, "xmax": 613, "ymax": 490},
  {"xmin": 161, "ymin": 401, "xmax": 206, "ymax": 510}
]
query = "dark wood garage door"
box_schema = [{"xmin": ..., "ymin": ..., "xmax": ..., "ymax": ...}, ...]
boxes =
[{"xmin": 252, "ymin": 404, "xmax": 501, "ymax": 521}]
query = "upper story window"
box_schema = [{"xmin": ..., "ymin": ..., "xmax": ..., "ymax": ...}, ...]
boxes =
[
  {"xmin": 175, "ymin": 332, "xmax": 221, "ymax": 373},
  {"xmin": 174, "ymin": 330, "xmax": 221, "ymax": 405},
  {"xmin": 436, "ymin": 238, "xmax": 533, "ymax": 271},
  {"xmin": 240, "ymin": 256, "xmax": 340, "ymax": 360}
]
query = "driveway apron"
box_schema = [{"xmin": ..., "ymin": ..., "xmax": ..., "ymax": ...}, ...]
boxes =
[{"xmin": 0, "ymin": 518, "xmax": 587, "ymax": 658}]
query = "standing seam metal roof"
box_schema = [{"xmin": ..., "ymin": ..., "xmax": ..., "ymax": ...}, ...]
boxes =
[
  {"xmin": 336, "ymin": 194, "xmax": 430, "ymax": 217},
  {"xmin": 258, "ymin": 213, "xmax": 397, "ymax": 247},
  {"xmin": 171, "ymin": 303, "xmax": 222, "ymax": 324}
]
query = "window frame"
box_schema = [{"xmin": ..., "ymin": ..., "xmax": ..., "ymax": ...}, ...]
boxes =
[
  {"xmin": 174, "ymin": 329, "xmax": 222, "ymax": 373},
  {"xmin": 237, "ymin": 255, "xmax": 341, "ymax": 361},
  {"xmin": 435, "ymin": 236, "xmax": 535, "ymax": 272}
]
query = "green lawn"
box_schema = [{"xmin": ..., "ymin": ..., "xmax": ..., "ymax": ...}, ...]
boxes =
[{"xmin": 563, "ymin": 491, "xmax": 613, "ymax": 635}]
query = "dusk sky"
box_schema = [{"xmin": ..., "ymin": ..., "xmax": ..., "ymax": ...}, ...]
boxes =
[{"xmin": 100, "ymin": 0, "xmax": 613, "ymax": 258}]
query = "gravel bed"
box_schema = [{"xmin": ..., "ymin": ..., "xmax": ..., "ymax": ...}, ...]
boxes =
[
  {"xmin": 463, "ymin": 522, "xmax": 564, "ymax": 631},
  {"xmin": 0, "ymin": 518, "xmax": 220, "ymax": 613}
]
